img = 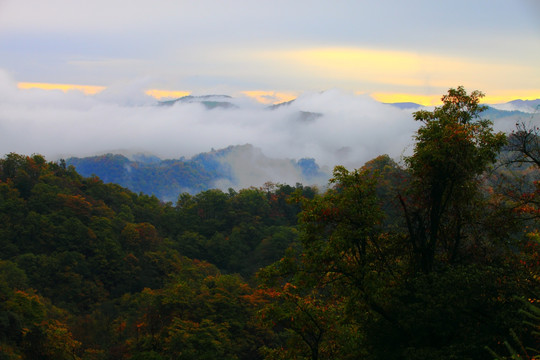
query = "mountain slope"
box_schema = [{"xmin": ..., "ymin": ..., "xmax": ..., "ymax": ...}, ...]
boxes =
[{"xmin": 67, "ymin": 145, "xmax": 329, "ymax": 201}]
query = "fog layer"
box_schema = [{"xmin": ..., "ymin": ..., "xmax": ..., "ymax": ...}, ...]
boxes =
[{"xmin": 0, "ymin": 71, "xmax": 423, "ymax": 172}]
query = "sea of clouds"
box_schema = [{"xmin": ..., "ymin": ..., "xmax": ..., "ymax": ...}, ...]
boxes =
[
  {"xmin": 0, "ymin": 70, "xmax": 421, "ymax": 173},
  {"xmin": 5, "ymin": 69, "xmax": 535, "ymax": 190}
]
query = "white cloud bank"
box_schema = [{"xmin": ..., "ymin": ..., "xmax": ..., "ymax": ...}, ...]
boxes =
[{"xmin": 0, "ymin": 69, "xmax": 422, "ymax": 174}]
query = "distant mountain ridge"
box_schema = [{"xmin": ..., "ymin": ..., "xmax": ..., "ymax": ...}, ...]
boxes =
[
  {"xmin": 385, "ymin": 99, "xmax": 540, "ymax": 112},
  {"xmin": 490, "ymin": 99, "xmax": 540, "ymax": 113},
  {"xmin": 384, "ymin": 98, "xmax": 540, "ymax": 127},
  {"xmin": 383, "ymin": 102, "xmax": 423, "ymax": 110},
  {"xmin": 159, "ymin": 95, "xmax": 236, "ymax": 109},
  {"xmin": 157, "ymin": 92, "xmax": 539, "ymax": 120},
  {"xmin": 508, "ymin": 99, "xmax": 540, "ymax": 107}
]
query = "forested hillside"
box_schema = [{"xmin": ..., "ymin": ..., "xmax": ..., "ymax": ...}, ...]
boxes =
[
  {"xmin": 0, "ymin": 87, "xmax": 538, "ymax": 359},
  {"xmin": 0, "ymin": 150, "xmax": 316, "ymax": 358},
  {"xmin": 66, "ymin": 145, "xmax": 328, "ymax": 200}
]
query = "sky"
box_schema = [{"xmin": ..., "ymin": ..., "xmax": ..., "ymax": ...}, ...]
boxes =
[
  {"xmin": 0, "ymin": 0, "xmax": 539, "ymax": 104},
  {"xmin": 0, "ymin": 0, "xmax": 539, "ymax": 182}
]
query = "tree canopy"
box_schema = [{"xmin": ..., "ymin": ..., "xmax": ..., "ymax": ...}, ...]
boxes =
[{"xmin": 0, "ymin": 87, "xmax": 538, "ymax": 359}]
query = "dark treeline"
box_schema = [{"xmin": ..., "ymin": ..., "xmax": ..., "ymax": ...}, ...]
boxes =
[{"xmin": 0, "ymin": 87, "xmax": 538, "ymax": 359}]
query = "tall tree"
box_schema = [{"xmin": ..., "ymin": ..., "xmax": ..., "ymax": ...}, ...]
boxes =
[
  {"xmin": 258, "ymin": 165, "xmax": 400, "ymax": 359},
  {"xmin": 401, "ymin": 86, "xmax": 507, "ymax": 273}
]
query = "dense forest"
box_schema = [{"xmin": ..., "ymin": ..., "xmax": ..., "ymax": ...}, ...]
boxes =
[{"xmin": 0, "ymin": 87, "xmax": 538, "ymax": 359}]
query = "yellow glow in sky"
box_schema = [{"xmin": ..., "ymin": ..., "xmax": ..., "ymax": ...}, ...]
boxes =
[
  {"xmin": 18, "ymin": 82, "xmax": 106, "ymax": 95},
  {"xmin": 145, "ymin": 89, "xmax": 191, "ymax": 100},
  {"xmin": 241, "ymin": 91, "xmax": 297, "ymax": 104},
  {"xmin": 16, "ymin": 80, "xmax": 540, "ymax": 106},
  {"xmin": 266, "ymin": 47, "xmax": 445, "ymax": 88},
  {"xmin": 262, "ymin": 47, "xmax": 540, "ymax": 102},
  {"xmin": 481, "ymin": 91, "xmax": 540, "ymax": 105},
  {"xmin": 372, "ymin": 90, "xmax": 540, "ymax": 106}
]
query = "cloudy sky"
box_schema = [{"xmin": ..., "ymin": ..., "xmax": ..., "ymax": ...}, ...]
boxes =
[{"xmin": 1, "ymin": 0, "xmax": 539, "ymax": 104}]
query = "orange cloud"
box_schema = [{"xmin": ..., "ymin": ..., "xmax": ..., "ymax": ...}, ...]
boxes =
[
  {"xmin": 17, "ymin": 82, "xmax": 106, "ymax": 95},
  {"xmin": 16, "ymin": 81, "xmax": 539, "ymax": 106},
  {"xmin": 145, "ymin": 89, "xmax": 191, "ymax": 100}
]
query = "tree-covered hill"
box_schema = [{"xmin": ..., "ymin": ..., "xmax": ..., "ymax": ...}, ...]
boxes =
[
  {"xmin": 66, "ymin": 144, "xmax": 328, "ymax": 201},
  {"xmin": 0, "ymin": 152, "xmax": 316, "ymax": 358}
]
